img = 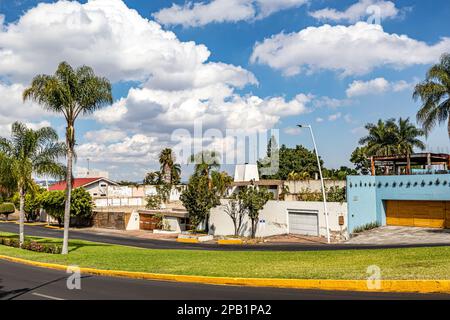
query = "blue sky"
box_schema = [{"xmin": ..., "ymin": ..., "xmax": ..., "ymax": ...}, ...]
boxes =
[{"xmin": 0, "ymin": 0, "xmax": 449, "ymax": 181}]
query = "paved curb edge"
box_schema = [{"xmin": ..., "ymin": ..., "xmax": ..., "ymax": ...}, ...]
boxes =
[{"xmin": 0, "ymin": 255, "xmax": 449, "ymax": 294}]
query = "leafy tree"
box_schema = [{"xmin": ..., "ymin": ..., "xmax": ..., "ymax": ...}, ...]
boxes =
[
  {"xmin": 24, "ymin": 62, "xmax": 112, "ymax": 254},
  {"xmin": 238, "ymin": 187, "xmax": 272, "ymax": 238},
  {"xmin": 323, "ymin": 166, "xmax": 357, "ymax": 180},
  {"xmin": 143, "ymin": 171, "xmax": 163, "ymax": 185},
  {"xmin": 12, "ymin": 185, "xmax": 46, "ymax": 222},
  {"xmin": 258, "ymin": 145, "xmax": 321, "ymax": 180},
  {"xmin": 180, "ymin": 174, "xmax": 220, "ymax": 232},
  {"xmin": 350, "ymin": 146, "xmax": 371, "ymax": 175},
  {"xmin": 40, "ymin": 188, "xmax": 93, "ymax": 227},
  {"xmin": 413, "ymin": 53, "xmax": 450, "ymax": 138},
  {"xmin": 40, "ymin": 190, "xmax": 65, "ymax": 226},
  {"xmin": 117, "ymin": 180, "xmax": 140, "ymax": 187},
  {"xmin": 287, "ymin": 171, "xmax": 310, "ymax": 181},
  {"xmin": 211, "ymin": 171, "xmax": 233, "ymax": 197},
  {"xmin": 0, "ymin": 122, "xmax": 65, "ymax": 245},
  {"xmin": 224, "ymin": 197, "xmax": 246, "ymax": 237},
  {"xmin": 145, "ymin": 194, "xmax": 163, "ymax": 210}
]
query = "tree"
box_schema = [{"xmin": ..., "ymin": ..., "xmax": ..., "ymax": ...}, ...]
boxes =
[
  {"xmin": 0, "ymin": 122, "xmax": 65, "ymax": 245},
  {"xmin": 413, "ymin": 53, "xmax": 450, "ymax": 138},
  {"xmin": 180, "ymin": 174, "xmax": 219, "ymax": 232},
  {"xmin": 211, "ymin": 171, "xmax": 233, "ymax": 197},
  {"xmin": 287, "ymin": 171, "xmax": 310, "ymax": 181},
  {"xmin": 159, "ymin": 148, "xmax": 176, "ymax": 184},
  {"xmin": 23, "ymin": 62, "xmax": 112, "ymax": 254},
  {"xmin": 143, "ymin": 171, "xmax": 163, "ymax": 185},
  {"xmin": 350, "ymin": 147, "xmax": 371, "ymax": 175},
  {"xmin": 394, "ymin": 117, "xmax": 425, "ymax": 155},
  {"xmin": 359, "ymin": 119, "xmax": 398, "ymax": 156},
  {"xmin": 359, "ymin": 118, "xmax": 425, "ymax": 157},
  {"xmin": 238, "ymin": 186, "xmax": 272, "ymax": 238},
  {"xmin": 40, "ymin": 188, "xmax": 93, "ymax": 227},
  {"xmin": 224, "ymin": 196, "xmax": 246, "ymax": 237},
  {"xmin": 189, "ymin": 150, "xmax": 220, "ymax": 177},
  {"xmin": 323, "ymin": 166, "xmax": 357, "ymax": 180},
  {"xmin": 12, "ymin": 185, "xmax": 46, "ymax": 222},
  {"xmin": 258, "ymin": 145, "xmax": 321, "ymax": 180}
]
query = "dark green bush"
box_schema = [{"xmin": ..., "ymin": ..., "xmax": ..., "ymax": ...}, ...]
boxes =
[
  {"xmin": 0, "ymin": 236, "xmax": 62, "ymax": 254},
  {"xmin": 0, "ymin": 202, "xmax": 15, "ymax": 220}
]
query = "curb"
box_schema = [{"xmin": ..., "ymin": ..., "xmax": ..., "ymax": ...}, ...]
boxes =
[
  {"xmin": 0, "ymin": 255, "xmax": 449, "ymax": 294},
  {"xmin": 218, "ymin": 239, "xmax": 243, "ymax": 245},
  {"xmin": 44, "ymin": 225, "xmax": 63, "ymax": 230},
  {"xmin": 176, "ymin": 238, "xmax": 199, "ymax": 244}
]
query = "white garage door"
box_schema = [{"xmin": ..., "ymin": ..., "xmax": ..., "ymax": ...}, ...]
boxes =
[{"xmin": 288, "ymin": 210, "xmax": 319, "ymax": 236}]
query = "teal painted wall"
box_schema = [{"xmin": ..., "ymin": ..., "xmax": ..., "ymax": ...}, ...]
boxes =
[{"xmin": 347, "ymin": 174, "xmax": 450, "ymax": 232}]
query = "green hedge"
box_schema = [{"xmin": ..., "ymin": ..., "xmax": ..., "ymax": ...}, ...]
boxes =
[{"xmin": 0, "ymin": 236, "xmax": 62, "ymax": 254}]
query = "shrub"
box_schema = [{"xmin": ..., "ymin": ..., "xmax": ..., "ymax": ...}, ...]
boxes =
[
  {"xmin": 352, "ymin": 222, "xmax": 381, "ymax": 234},
  {"xmin": 0, "ymin": 202, "xmax": 15, "ymax": 220},
  {"xmin": 0, "ymin": 236, "xmax": 62, "ymax": 254}
]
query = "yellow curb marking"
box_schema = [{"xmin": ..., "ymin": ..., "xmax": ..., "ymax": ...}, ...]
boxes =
[
  {"xmin": 176, "ymin": 238, "xmax": 199, "ymax": 243},
  {"xmin": 44, "ymin": 225, "xmax": 63, "ymax": 230},
  {"xmin": 218, "ymin": 239, "xmax": 243, "ymax": 245},
  {"xmin": 0, "ymin": 254, "xmax": 449, "ymax": 294}
]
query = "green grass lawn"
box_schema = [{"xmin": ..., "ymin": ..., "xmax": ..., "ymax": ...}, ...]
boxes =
[{"xmin": 1, "ymin": 232, "xmax": 449, "ymax": 280}]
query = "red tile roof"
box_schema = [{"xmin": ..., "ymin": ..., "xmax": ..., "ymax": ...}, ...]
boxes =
[{"xmin": 48, "ymin": 178, "xmax": 102, "ymax": 191}]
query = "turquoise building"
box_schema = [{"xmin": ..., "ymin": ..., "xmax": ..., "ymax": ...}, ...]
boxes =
[{"xmin": 347, "ymin": 174, "xmax": 450, "ymax": 233}]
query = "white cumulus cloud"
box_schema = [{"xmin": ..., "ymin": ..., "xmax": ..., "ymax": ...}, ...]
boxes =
[
  {"xmin": 346, "ymin": 77, "xmax": 414, "ymax": 97},
  {"xmin": 250, "ymin": 22, "xmax": 450, "ymax": 77},
  {"xmin": 309, "ymin": 0, "xmax": 400, "ymax": 23},
  {"xmin": 153, "ymin": 0, "xmax": 309, "ymax": 27}
]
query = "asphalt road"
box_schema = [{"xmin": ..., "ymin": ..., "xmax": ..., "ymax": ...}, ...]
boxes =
[
  {"xmin": 1, "ymin": 223, "xmax": 450, "ymax": 251},
  {"xmin": 1, "ymin": 260, "xmax": 448, "ymax": 300}
]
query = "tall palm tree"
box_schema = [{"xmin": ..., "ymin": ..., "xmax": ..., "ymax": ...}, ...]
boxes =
[
  {"xmin": 394, "ymin": 117, "xmax": 425, "ymax": 155},
  {"xmin": 413, "ymin": 53, "xmax": 450, "ymax": 138},
  {"xmin": 0, "ymin": 122, "xmax": 65, "ymax": 245},
  {"xmin": 189, "ymin": 150, "xmax": 221, "ymax": 177},
  {"xmin": 23, "ymin": 62, "xmax": 112, "ymax": 254},
  {"xmin": 171, "ymin": 163, "xmax": 182, "ymax": 185},
  {"xmin": 159, "ymin": 148, "xmax": 175, "ymax": 184},
  {"xmin": 359, "ymin": 119, "xmax": 398, "ymax": 156}
]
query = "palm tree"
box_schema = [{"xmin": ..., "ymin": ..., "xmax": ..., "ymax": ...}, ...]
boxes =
[
  {"xmin": 394, "ymin": 117, "xmax": 425, "ymax": 155},
  {"xmin": 159, "ymin": 148, "xmax": 175, "ymax": 184},
  {"xmin": 413, "ymin": 53, "xmax": 450, "ymax": 138},
  {"xmin": 189, "ymin": 150, "xmax": 221, "ymax": 177},
  {"xmin": 359, "ymin": 119, "xmax": 398, "ymax": 156},
  {"xmin": 23, "ymin": 62, "xmax": 112, "ymax": 254},
  {"xmin": 171, "ymin": 163, "xmax": 181, "ymax": 185},
  {"xmin": 0, "ymin": 122, "xmax": 65, "ymax": 245}
]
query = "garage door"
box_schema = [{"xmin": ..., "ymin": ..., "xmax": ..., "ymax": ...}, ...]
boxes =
[
  {"xmin": 386, "ymin": 200, "xmax": 448, "ymax": 228},
  {"xmin": 288, "ymin": 210, "xmax": 319, "ymax": 236}
]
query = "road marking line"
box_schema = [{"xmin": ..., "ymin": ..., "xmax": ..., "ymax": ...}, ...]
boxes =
[{"xmin": 31, "ymin": 292, "xmax": 65, "ymax": 300}]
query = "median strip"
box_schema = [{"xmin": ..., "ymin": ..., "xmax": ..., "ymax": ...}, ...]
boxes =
[{"xmin": 1, "ymin": 254, "xmax": 449, "ymax": 294}]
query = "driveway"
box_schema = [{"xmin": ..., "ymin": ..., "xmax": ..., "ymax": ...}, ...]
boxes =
[{"xmin": 346, "ymin": 226, "xmax": 450, "ymax": 245}]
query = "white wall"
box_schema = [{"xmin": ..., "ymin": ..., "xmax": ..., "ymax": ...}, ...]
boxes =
[
  {"xmin": 126, "ymin": 210, "xmax": 140, "ymax": 231},
  {"xmin": 209, "ymin": 200, "xmax": 348, "ymax": 238}
]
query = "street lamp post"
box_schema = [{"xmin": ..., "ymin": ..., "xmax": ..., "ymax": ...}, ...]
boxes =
[{"xmin": 297, "ymin": 124, "xmax": 331, "ymax": 244}]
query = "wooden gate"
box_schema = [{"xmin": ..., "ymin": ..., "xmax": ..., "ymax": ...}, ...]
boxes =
[{"xmin": 139, "ymin": 214, "xmax": 160, "ymax": 231}]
